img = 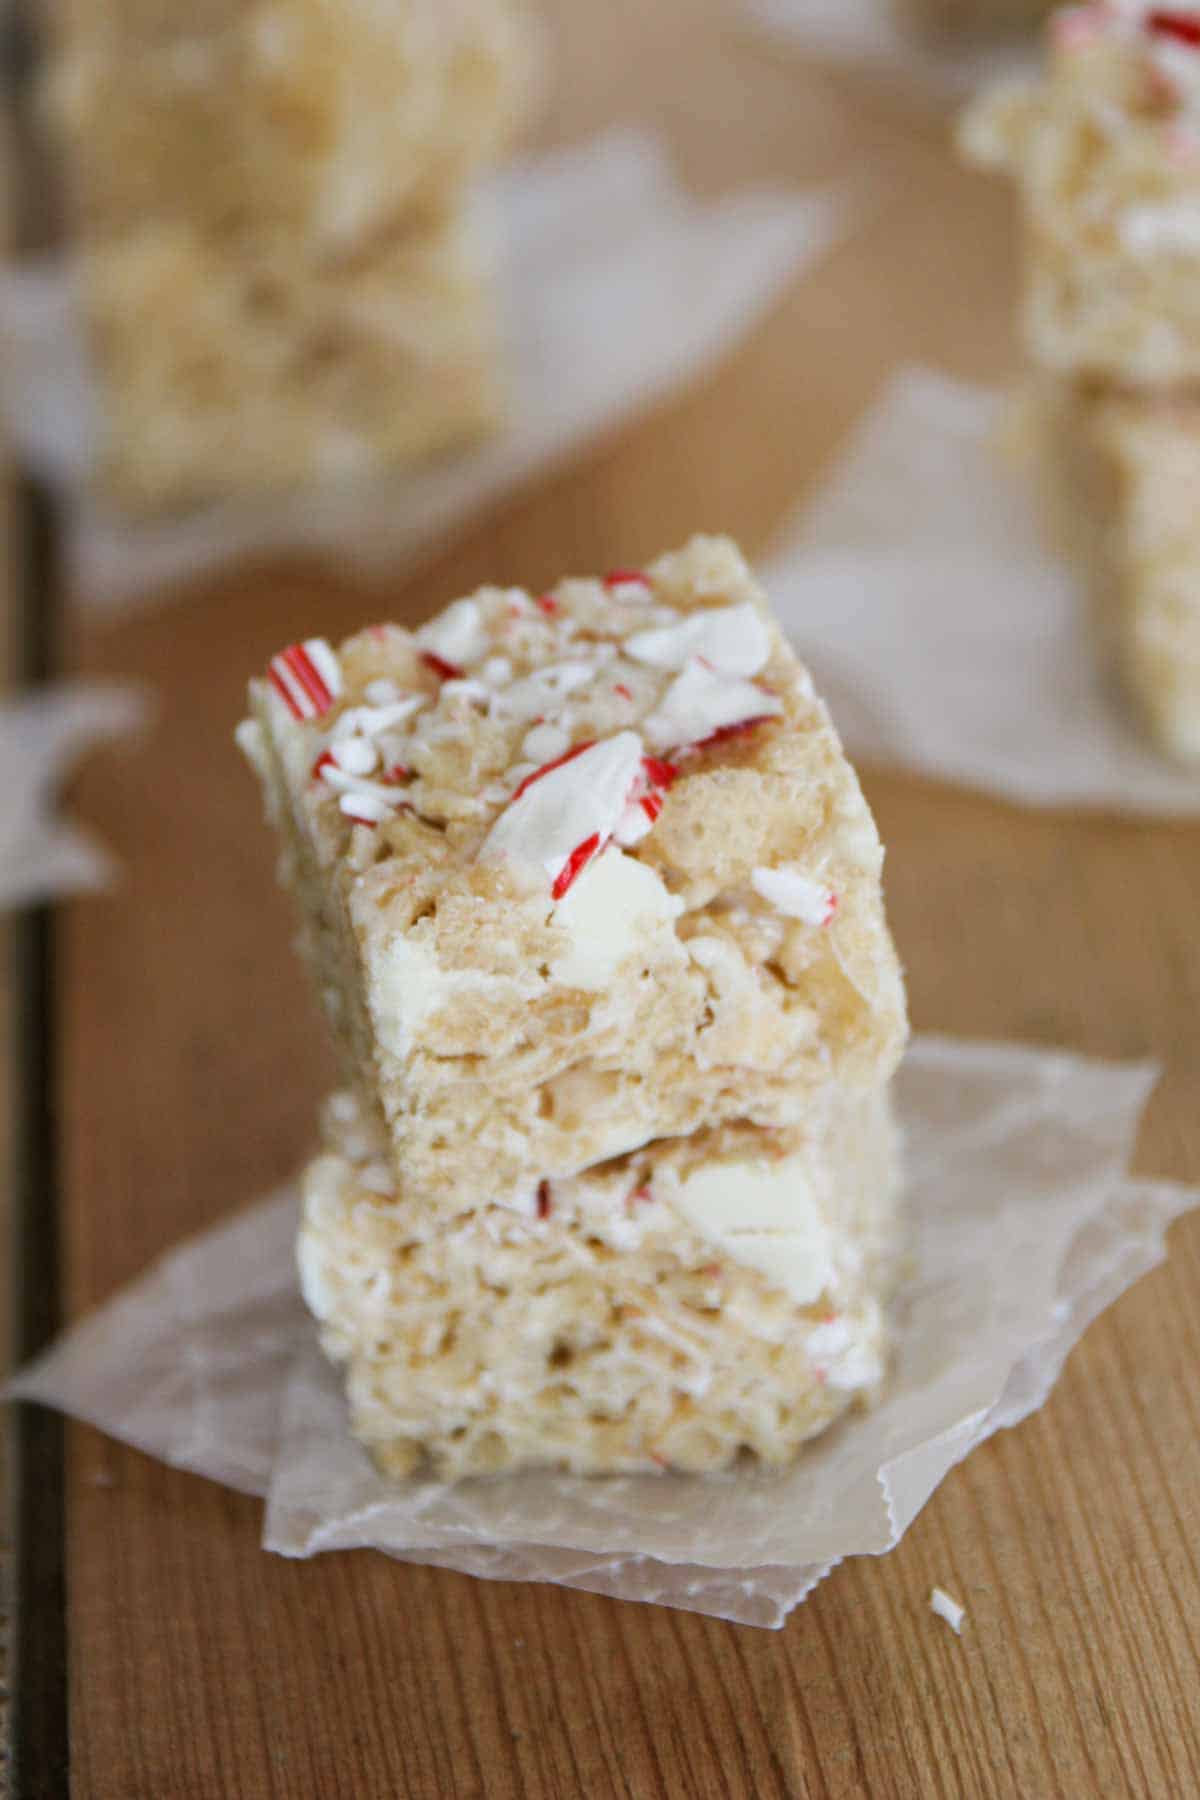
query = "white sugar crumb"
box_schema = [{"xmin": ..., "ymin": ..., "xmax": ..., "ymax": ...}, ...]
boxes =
[{"xmin": 929, "ymin": 1587, "xmax": 966, "ymax": 1635}]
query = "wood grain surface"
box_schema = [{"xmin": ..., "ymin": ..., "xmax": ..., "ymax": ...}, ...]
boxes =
[{"xmin": 15, "ymin": 0, "xmax": 1200, "ymax": 1793}]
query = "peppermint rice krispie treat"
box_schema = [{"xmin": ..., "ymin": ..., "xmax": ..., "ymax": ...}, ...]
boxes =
[
  {"xmin": 239, "ymin": 537, "xmax": 908, "ymax": 1211},
  {"xmin": 961, "ymin": 5, "xmax": 1200, "ymax": 386},
  {"xmin": 46, "ymin": 0, "xmax": 538, "ymax": 255},
  {"xmin": 82, "ymin": 208, "xmax": 502, "ymax": 512},
  {"xmin": 44, "ymin": 0, "xmax": 536, "ymax": 509},
  {"xmin": 299, "ymin": 1085, "xmax": 900, "ymax": 1478},
  {"xmin": 1029, "ymin": 380, "xmax": 1200, "ymax": 756},
  {"xmin": 898, "ymin": 0, "xmax": 1052, "ymax": 41}
]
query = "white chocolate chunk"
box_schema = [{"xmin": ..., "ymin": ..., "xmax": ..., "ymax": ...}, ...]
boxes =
[
  {"xmin": 552, "ymin": 848, "xmax": 684, "ymax": 989},
  {"xmin": 664, "ymin": 1153, "xmax": 836, "ymax": 1306}
]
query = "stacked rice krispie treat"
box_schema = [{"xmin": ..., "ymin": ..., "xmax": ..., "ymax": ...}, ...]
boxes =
[
  {"xmin": 239, "ymin": 535, "xmax": 909, "ymax": 1479},
  {"xmin": 45, "ymin": 0, "xmax": 538, "ymax": 511},
  {"xmin": 899, "ymin": 0, "xmax": 1052, "ymax": 41},
  {"xmin": 962, "ymin": 4, "xmax": 1200, "ymax": 757}
]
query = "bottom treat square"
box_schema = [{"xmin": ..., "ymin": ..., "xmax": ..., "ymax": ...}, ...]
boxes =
[{"xmin": 298, "ymin": 1088, "xmax": 901, "ymax": 1480}]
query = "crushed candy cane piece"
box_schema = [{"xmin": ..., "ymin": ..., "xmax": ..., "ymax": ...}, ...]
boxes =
[
  {"xmin": 536, "ymin": 594, "xmax": 560, "ymax": 616},
  {"xmin": 482, "ymin": 731, "xmax": 645, "ymax": 897},
  {"xmin": 416, "ymin": 597, "xmax": 488, "ymax": 669},
  {"xmin": 604, "ymin": 569, "xmax": 652, "ymax": 602},
  {"xmin": 1148, "ymin": 10, "xmax": 1200, "ymax": 50},
  {"xmin": 421, "ymin": 651, "xmax": 464, "ymax": 683},
  {"xmin": 551, "ymin": 833, "xmax": 602, "ymax": 900},
  {"xmin": 751, "ymin": 866, "xmax": 837, "ymax": 927},
  {"xmin": 267, "ymin": 639, "xmax": 341, "ymax": 721},
  {"xmin": 625, "ymin": 601, "xmax": 770, "ymax": 678},
  {"xmin": 644, "ymin": 660, "xmax": 782, "ymax": 753},
  {"xmin": 929, "ymin": 1588, "xmax": 967, "ymax": 1635}
]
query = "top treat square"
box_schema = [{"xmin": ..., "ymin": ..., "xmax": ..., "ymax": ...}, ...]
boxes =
[
  {"xmin": 240, "ymin": 536, "xmax": 907, "ymax": 1209},
  {"xmin": 962, "ymin": 4, "xmax": 1200, "ymax": 384}
]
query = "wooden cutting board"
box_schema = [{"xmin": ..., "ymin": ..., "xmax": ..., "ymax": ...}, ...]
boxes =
[{"xmin": 7, "ymin": 0, "xmax": 1200, "ymax": 1792}]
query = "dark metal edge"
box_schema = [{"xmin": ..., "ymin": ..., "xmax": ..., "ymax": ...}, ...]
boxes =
[{"xmin": 8, "ymin": 496, "xmax": 68, "ymax": 1799}]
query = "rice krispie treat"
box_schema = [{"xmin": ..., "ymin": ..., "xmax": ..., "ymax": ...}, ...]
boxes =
[
  {"xmin": 1029, "ymin": 379, "xmax": 1200, "ymax": 756},
  {"xmin": 47, "ymin": 0, "xmax": 538, "ymax": 256},
  {"xmin": 84, "ymin": 209, "xmax": 502, "ymax": 512},
  {"xmin": 961, "ymin": 5, "xmax": 1200, "ymax": 386},
  {"xmin": 239, "ymin": 536, "xmax": 908, "ymax": 1211},
  {"xmin": 299, "ymin": 1084, "xmax": 900, "ymax": 1478},
  {"xmin": 899, "ymin": 0, "xmax": 1052, "ymax": 41}
]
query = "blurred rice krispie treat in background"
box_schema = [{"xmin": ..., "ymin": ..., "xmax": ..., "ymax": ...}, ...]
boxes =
[
  {"xmin": 963, "ymin": 4, "xmax": 1200, "ymax": 759},
  {"xmin": 898, "ymin": 0, "xmax": 1053, "ymax": 41},
  {"xmin": 240, "ymin": 535, "xmax": 909, "ymax": 1479},
  {"xmin": 44, "ymin": 0, "xmax": 540, "ymax": 511}
]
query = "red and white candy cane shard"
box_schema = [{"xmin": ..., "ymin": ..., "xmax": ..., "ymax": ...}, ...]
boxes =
[
  {"xmin": 641, "ymin": 755, "xmax": 679, "ymax": 790},
  {"xmin": 681, "ymin": 713, "xmax": 776, "ymax": 757},
  {"xmin": 267, "ymin": 639, "xmax": 342, "ymax": 722},
  {"xmin": 551, "ymin": 832, "xmax": 602, "ymax": 901},
  {"xmin": 509, "ymin": 739, "xmax": 596, "ymax": 804},
  {"xmin": 1148, "ymin": 10, "xmax": 1200, "ymax": 49},
  {"xmin": 421, "ymin": 650, "xmax": 464, "ymax": 683},
  {"xmin": 535, "ymin": 594, "xmax": 559, "ymax": 616},
  {"xmin": 603, "ymin": 569, "xmax": 653, "ymax": 603}
]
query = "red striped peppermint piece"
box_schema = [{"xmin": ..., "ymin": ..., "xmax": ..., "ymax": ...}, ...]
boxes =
[
  {"xmin": 421, "ymin": 650, "xmax": 464, "ymax": 683},
  {"xmin": 482, "ymin": 731, "xmax": 645, "ymax": 898},
  {"xmin": 603, "ymin": 568, "xmax": 652, "ymax": 602},
  {"xmin": 1148, "ymin": 10, "xmax": 1200, "ymax": 48},
  {"xmin": 267, "ymin": 639, "xmax": 342, "ymax": 722}
]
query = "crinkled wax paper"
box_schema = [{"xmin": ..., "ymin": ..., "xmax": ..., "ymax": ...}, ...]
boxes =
[
  {"xmin": 11, "ymin": 1036, "xmax": 1197, "ymax": 1628},
  {"xmin": 0, "ymin": 683, "xmax": 149, "ymax": 906},
  {"xmin": 746, "ymin": 0, "xmax": 1037, "ymax": 101},
  {"xmin": 0, "ymin": 129, "xmax": 849, "ymax": 612},
  {"xmin": 764, "ymin": 366, "xmax": 1200, "ymax": 815}
]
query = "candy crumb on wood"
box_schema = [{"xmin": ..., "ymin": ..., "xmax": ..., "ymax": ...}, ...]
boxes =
[{"xmin": 929, "ymin": 1587, "xmax": 967, "ymax": 1635}]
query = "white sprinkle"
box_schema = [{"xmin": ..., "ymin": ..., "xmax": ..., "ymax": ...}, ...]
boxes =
[
  {"xmin": 319, "ymin": 765, "xmax": 404, "ymax": 805},
  {"xmin": 330, "ymin": 736, "xmax": 379, "ymax": 776},
  {"xmin": 334, "ymin": 697, "xmax": 425, "ymax": 740},
  {"xmin": 440, "ymin": 678, "xmax": 491, "ymax": 704},
  {"xmin": 929, "ymin": 1588, "xmax": 966, "ymax": 1635},
  {"xmin": 364, "ymin": 678, "xmax": 402, "ymax": 705},
  {"xmin": 751, "ymin": 866, "xmax": 835, "ymax": 926},
  {"xmin": 339, "ymin": 792, "xmax": 391, "ymax": 824},
  {"xmin": 522, "ymin": 723, "xmax": 571, "ymax": 763}
]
